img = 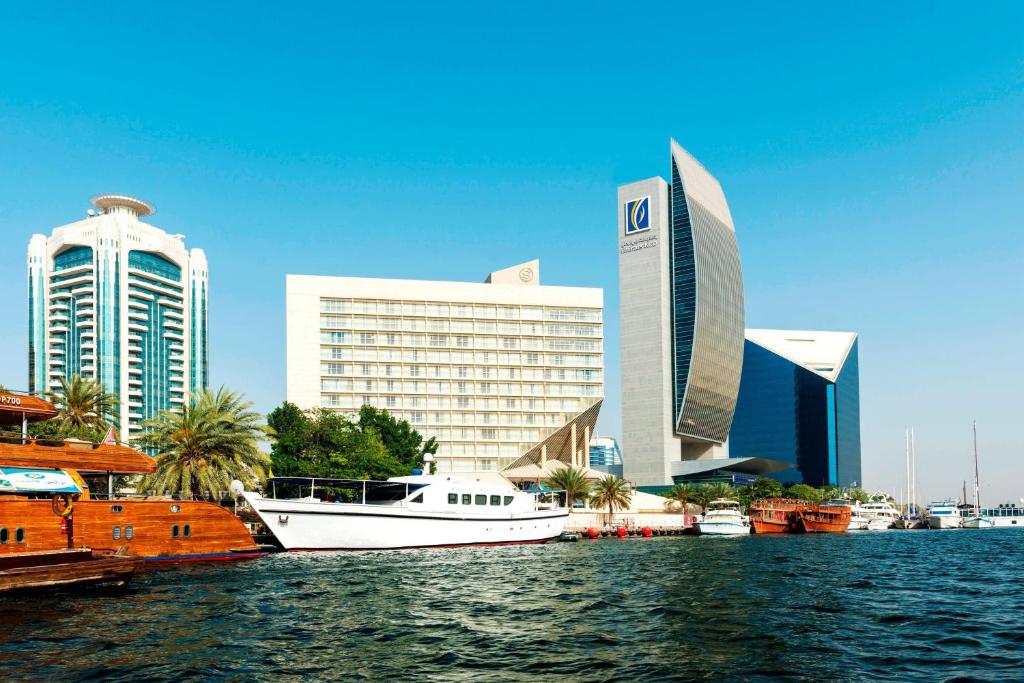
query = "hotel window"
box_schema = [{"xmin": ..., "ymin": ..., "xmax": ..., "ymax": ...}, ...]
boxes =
[
  {"xmin": 456, "ymin": 381, "xmax": 469, "ymax": 393},
  {"xmin": 364, "ymin": 380, "xmax": 374, "ymax": 391},
  {"xmin": 386, "ymin": 396, "xmax": 397, "ymax": 407},
  {"xmin": 453, "ymin": 305, "xmax": 472, "ymax": 318},
  {"xmin": 429, "ymin": 335, "xmax": 448, "ymax": 347},
  {"xmin": 480, "ymin": 428, "xmax": 497, "ymax": 440},
  {"xmin": 385, "ymin": 333, "xmax": 400, "ymax": 345},
  {"xmin": 426, "ymin": 303, "xmax": 449, "ymax": 316},
  {"xmin": 456, "ymin": 397, "xmax": 471, "ymax": 409},
  {"xmin": 358, "ymin": 333, "xmax": 376, "ymax": 345},
  {"xmin": 455, "ymin": 335, "xmax": 470, "ymax": 348},
  {"xmin": 501, "ymin": 337, "xmax": 518, "ymax": 349},
  {"xmin": 410, "ymin": 412, "xmax": 424, "ymax": 423},
  {"xmin": 525, "ymin": 353, "xmax": 540, "ymax": 365},
  {"xmin": 498, "ymin": 306, "xmax": 518, "ymax": 319},
  {"xmin": 478, "ymin": 383, "xmax": 493, "ymax": 394}
]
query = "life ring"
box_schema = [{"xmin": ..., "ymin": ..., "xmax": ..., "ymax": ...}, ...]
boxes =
[{"xmin": 51, "ymin": 494, "xmax": 74, "ymax": 518}]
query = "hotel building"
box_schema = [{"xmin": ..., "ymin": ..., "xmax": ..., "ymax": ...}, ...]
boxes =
[
  {"xmin": 27, "ymin": 195, "xmax": 209, "ymax": 439},
  {"xmin": 730, "ymin": 329, "xmax": 862, "ymax": 487},
  {"xmin": 618, "ymin": 140, "xmax": 788, "ymax": 486},
  {"xmin": 286, "ymin": 261, "xmax": 604, "ymax": 474}
]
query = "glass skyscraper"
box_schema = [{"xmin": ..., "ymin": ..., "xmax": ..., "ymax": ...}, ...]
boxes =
[
  {"xmin": 730, "ymin": 330, "xmax": 862, "ymax": 487},
  {"xmin": 618, "ymin": 140, "xmax": 747, "ymax": 485},
  {"xmin": 27, "ymin": 194, "xmax": 209, "ymax": 440}
]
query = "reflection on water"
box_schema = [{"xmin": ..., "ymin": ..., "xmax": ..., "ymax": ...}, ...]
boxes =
[{"xmin": 2, "ymin": 530, "xmax": 1023, "ymax": 681}]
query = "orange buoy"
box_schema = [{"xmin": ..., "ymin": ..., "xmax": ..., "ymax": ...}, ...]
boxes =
[
  {"xmin": 641, "ymin": 527, "xmax": 652, "ymax": 537},
  {"xmin": 616, "ymin": 527, "xmax": 627, "ymax": 537},
  {"xmin": 586, "ymin": 527, "xmax": 600, "ymax": 538}
]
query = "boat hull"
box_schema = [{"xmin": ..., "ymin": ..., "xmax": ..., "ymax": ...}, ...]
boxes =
[
  {"xmin": 694, "ymin": 521, "xmax": 749, "ymax": 536},
  {"xmin": 926, "ymin": 515, "xmax": 960, "ymax": 529},
  {"xmin": 961, "ymin": 517, "xmax": 995, "ymax": 529},
  {"xmin": 244, "ymin": 494, "xmax": 568, "ymax": 550},
  {"xmin": 0, "ymin": 549, "xmax": 142, "ymax": 593},
  {"xmin": 0, "ymin": 499, "xmax": 265, "ymax": 561},
  {"xmin": 866, "ymin": 518, "xmax": 893, "ymax": 530}
]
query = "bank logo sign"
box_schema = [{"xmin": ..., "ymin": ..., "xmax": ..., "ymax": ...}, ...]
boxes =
[{"xmin": 624, "ymin": 196, "xmax": 650, "ymax": 235}]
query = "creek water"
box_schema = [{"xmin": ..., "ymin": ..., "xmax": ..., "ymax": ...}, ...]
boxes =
[{"xmin": 2, "ymin": 529, "xmax": 1022, "ymax": 681}]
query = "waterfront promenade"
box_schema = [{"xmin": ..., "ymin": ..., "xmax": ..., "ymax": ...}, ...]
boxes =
[{"xmin": 2, "ymin": 530, "xmax": 1021, "ymax": 680}]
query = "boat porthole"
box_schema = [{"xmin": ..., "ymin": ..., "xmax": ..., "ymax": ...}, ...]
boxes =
[
  {"xmin": 172, "ymin": 524, "xmax": 180, "ymax": 538},
  {"xmin": 0, "ymin": 528, "xmax": 7, "ymax": 544},
  {"xmin": 183, "ymin": 524, "xmax": 191, "ymax": 538},
  {"xmin": 110, "ymin": 505, "xmax": 123, "ymax": 513},
  {"xmin": 113, "ymin": 526, "xmax": 121, "ymax": 540},
  {"xmin": 125, "ymin": 525, "xmax": 134, "ymax": 540},
  {"xmin": 170, "ymin": 505, "xmax": 181, "ymax": 513},
  {"xmin": 15, "ymin": 529, "xmax": 24, "ymax": 543}
]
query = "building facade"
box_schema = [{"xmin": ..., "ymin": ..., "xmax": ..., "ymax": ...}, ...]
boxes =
[
  {"xmin": 286, "ymin": 261, "xmax": 604, "ymax": 474},
  {"xmin": 28, "ymin": 195, "xmax": 209, "ymax": 439},
  {"xmin": 730, "ymin": 330, "xmax": 862, "ymax": 487},
  {"xmin": 618, "ymin": 140, "xmax": 746, "ymax": 486}
]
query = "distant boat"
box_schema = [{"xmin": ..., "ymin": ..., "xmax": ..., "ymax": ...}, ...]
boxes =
[
  {"xmin": 694, "ymin": 499, "xmax": 749, "ymax": 536},
  {"xmin": 925, "ymin": 499, "xmax": 962, "ymax": 529},
  {"xmin": 962, "ymin": 421, "xmax": 995, "ymax": 529},
  {"xmin": 748, "ymin": 499, "xmax": 851, "ymax": 534},
  {"xmin": 858, "ymin": 498, "xmax": 900, "ymax": 530}
]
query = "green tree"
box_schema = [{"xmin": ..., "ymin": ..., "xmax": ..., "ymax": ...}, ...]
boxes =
[
  {"xmin": 786, "ymin": 483, "xmax": 822, "ymax": 502},
  {"xmin": 44, "ymin": 375, "xmax": 118, "ymax": 439},
  {"xmin": 663, "ymin": 483, "xmax": 697, "ymax": 510},
  {"xmin": 545, "ymin": 465, "xmax": 592, "ymax": 511},
  {"xmin": 136, "ymin": 388, "xmax": 270, "ymax": 499},
  {"xmin": 749, "ymin": 477, "xmax": 785, "ymax": 500},
  {"xmin": 267, "ymin": 403, "xmax": 431, "ymax": 481},
  {"xmin": 848, "ymin": 487, "xmax": 870, "ymax": 503},
  {"xmin": 589, "ymin": 475, "xmax": 632, "ymax": 523},
  {"xmin": 357, "ymin": 405, "xmax": 438, "ymax": 471}
]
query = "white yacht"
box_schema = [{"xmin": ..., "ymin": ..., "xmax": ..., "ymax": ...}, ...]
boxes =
[
  {"xmin": 965, "ymin": 504, "xmax": 1024, "ymax": 528},
  {"xmin": 695, "ymin": 499, "xmax": 750, "ymax": 536},
  {"xmin": 858, "ymin": 499, "xmax": 900, "ymax": 530},
  {"xmin": 925, "ymin": 500, "xmax": 962, "ymax": 529},
  {"xmin": 961, "ymin": 421, "xmax": 994, "ymax": 530},
  {"xmin": 243, "ymin": 474, "xmax": 568, "ymax": 551}
]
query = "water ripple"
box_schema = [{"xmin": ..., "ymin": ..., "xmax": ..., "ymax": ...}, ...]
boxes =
[{"xmin": 1, "ymin": 530, "xmax": 1023, "ymax": 680}]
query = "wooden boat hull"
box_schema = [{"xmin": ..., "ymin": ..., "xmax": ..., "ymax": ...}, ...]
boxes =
[
  {"xmin": 0, "ymin": 499, "xmax": 265, "ymax": 561},
  {"xmin": 0, "ymin": 549, "xmax": 142, "ymax": 593},
  {"xmin": 796, "ymin": 510, "xmax": 851, "ymax": 533}
]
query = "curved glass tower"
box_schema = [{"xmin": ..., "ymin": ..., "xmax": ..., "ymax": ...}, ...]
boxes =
[
  {"xmin": 27, "ymin": 195, "xmax": 209, "ymax": 440},
  {"xmin": 618, "ymin": 140, "xmax": 745, "ymax": 485}
]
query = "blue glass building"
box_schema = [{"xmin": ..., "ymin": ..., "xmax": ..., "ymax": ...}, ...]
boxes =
[
  {"xmin": 729, "ymin": 330, "xmax": 862, "ymax": 487},
  {"xmin": 28, "ymin": 195, "xmax": 209, "ymax": 440}
]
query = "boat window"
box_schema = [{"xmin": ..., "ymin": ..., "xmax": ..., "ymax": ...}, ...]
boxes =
[
  {"xmin": 462, "ymin": 494, "xmax": 471, "ymax": 505},
  {"xmin": 110, "ymin": 505, "xmax": 123, "ymax": 513},
  {"xmin": 448, "ymin": 493, "xmax": 458, "ymax": 504},
  {"xmin": 15, "ymin": 528, "xmax": 24, "ymax": 543},
  {"xmin": 172, "ymin": 524, "xmax": 180, "ymax": 538},
  {"xmin": 475, "ymin": 494, "xmax": 487, "ymax": 505},
  {"xmin": 410, "ymin": 493, "xmax": 424, "ymax": 503},
  {"xmin": 170, "ymin": 505, "xmax": 181, "ymax": 513},
  {"xmin": 125, "ymin": 525, "xmax": 133, "ymax": 540},
  {"xmin": 183, "ymin": 524, "xmax": 191, "ymax": 538},
  {"xmin": 490, "ymin": 495, "xmax": 500, "ymax": 506},
  {"xmin": 113, "ymin": 526, "xmax": 121, "ymax": 540},
  {"xmin": 0, "ymin": 528, "xmax": 7, "ymax": 544},
  {"xmin": 504, "ymin": 496, "xmax": 514, "ymax": 506}
]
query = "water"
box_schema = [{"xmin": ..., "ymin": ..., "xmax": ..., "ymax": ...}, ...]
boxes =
[{"xmin": 2, "ymin": 529, "xmax": 1023, "ymax": 682}]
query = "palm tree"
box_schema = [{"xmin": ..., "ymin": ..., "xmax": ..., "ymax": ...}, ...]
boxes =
[
  {"xmin": 136, "ymin": 387, "xmax": 270, "ymax": 500},
  {"xmin": 664, "ymin": 483, "xmax": 696, "ymax": 511},
  {"xmin": 47, "ymin": 375, "xmax": 118, "ymax": 435},
  {"xmin": 545, "ymin": 465, "xmax": 592, "ymax": 511},
  {"xmin": 590, "ymin": 475, "xmax": 632, "ymax": 524}
]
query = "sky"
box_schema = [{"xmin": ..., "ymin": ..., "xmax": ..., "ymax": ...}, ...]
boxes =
[{"xmin": 1, "ymin": 2, "xmax": 1021, "ymax": 504}]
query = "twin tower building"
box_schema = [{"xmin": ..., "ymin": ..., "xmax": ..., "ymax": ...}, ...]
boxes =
[{"xmin": 25, "ymin": 141, "xmax": 860, "ymax": 487}]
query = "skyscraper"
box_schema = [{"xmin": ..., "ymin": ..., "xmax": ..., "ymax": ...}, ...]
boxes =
[
  {"xmin": 730, "ymin": 330, "xmax": 862, "ymax": 487},
  {"xmin": 28, "ymin": 194, "xmax": 209, "ymax": 439},
  {"xmin": 619, "ymin": 140, "xmax": 766, "ymax": 486},
  {"xmin": 286, "ymin": 260, "xmax": 604, "ymax": 475}
]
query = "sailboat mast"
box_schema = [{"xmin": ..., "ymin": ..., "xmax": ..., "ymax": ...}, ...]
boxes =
[
  {"xmin": 905, "ymin": 429, "xmax": 911, "ymax": 517},
  {"xmin": 911, "ymin": 428, "xmax": 918, "ymax": 517},
  {"xmin": 972, "ymin": 420, "xmax": 981, "ymax": 514}
]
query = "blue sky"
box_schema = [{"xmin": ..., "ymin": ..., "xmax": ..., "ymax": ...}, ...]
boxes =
[{"xmin": 1, "ymin": 2, "xmax": 1021, "ymax": 503}]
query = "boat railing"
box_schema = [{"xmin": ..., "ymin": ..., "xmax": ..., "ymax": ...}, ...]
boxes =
[{"xmin": 0, "ymin": 434, "xmax": 127, "ymax": 450}]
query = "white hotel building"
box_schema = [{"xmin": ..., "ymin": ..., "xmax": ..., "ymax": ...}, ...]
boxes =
[{"xmin": 286, "ymin": 261, "xmax": 604, "ymax": 475}]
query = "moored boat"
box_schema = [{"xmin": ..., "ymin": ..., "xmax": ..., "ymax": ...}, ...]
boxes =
[
  {"xmin": 0, "ymin": 548, "xmax": 142, "ymax": 593},
  {"xmin": 748, "ymin": 499, "xmax": 802, "ymax": 534},
  {"xmin": 925, "ymin": 499, "xmax": 961, "ymax": 529},
  {"xmin": 243, "ymin": 471, "xmax": 568, "ymax": 551},
  {"xmin": 796, "ymin": 502, "xmax": 852, "ymax": 533},
  {"xmin": 0, "ymin": 390, "xmax": 265, "ymax": 562},
  {"xmin": 695, "ymin": 499, "xmax": 749, "ymax": 536}
]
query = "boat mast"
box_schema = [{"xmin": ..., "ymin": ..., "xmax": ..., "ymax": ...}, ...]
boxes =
[
  {"xmin": 911, "ymin": 428, "xmax": 918, "ymax": 518},
  {"xmin": 972, "ymin": 420, "xmax": 981, "ymax": 516},
  {"xmin": 905, "ymin": 429, "xmax": 911, "ymax": 518}
]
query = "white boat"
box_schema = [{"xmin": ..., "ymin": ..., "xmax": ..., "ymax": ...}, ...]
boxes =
[
  {"xmin": 925, "ymin": 500, "xmax": 962, "ymax": 529},
  {"xmin": 243, "ymin": 474, "xmax": 568, "ymax": 551},
  {"xmin": 695, "ymin": 499, "xmax": 750, "ymax": 536},
  {"xmin": 858, "ymin": 498, "xmax": 900, "ymax": 530},
  {"xmin": 961, "ymin": 421, "xmax": 994, "ymax": 530},
  {"xmin": 848, "ymin": 506, "xmax": 871, "ymax": 531},
  {"xmin": 964, "ymin": 504, "xmax": 1024, "ymax": 527}
]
